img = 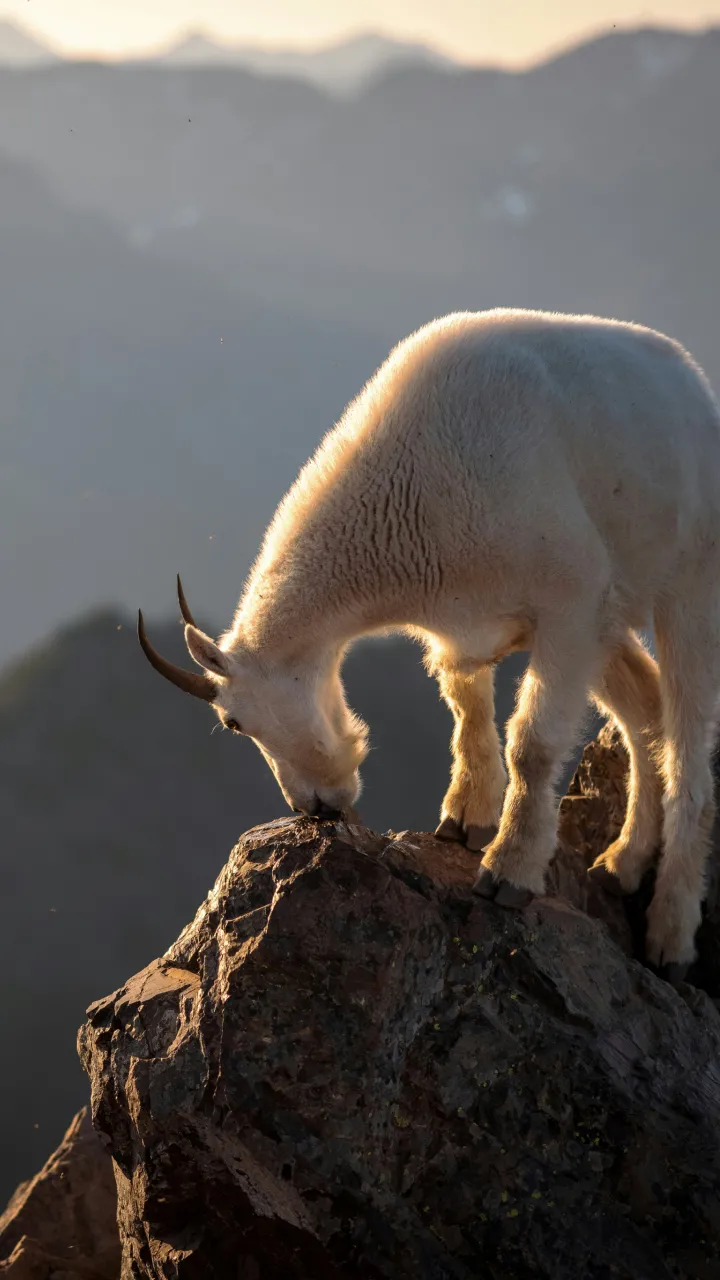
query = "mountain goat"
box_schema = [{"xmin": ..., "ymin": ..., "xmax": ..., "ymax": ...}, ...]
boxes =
[{"xmin": 139, "ymin": 308, "xmax": 720, "ymax": 981}]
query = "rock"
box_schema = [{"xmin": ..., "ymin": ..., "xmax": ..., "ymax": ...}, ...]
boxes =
[
  {"xmin": 558, "ymin": 722, "xmax": 631, "ymax": 862},
  {"xmin": 0, "ymin": 1106, "xmax": 120, "ymax": 1279},
  {"xmin": 558, "ymin": 721, "xmax": 720, "ymax": 995},
  {"xmin": 79, "ymin": 796, "xmax": 720, "ymax": 1280}
]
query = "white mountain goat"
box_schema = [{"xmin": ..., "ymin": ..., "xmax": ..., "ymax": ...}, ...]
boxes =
[{"xmin": 139, "ymin": 309, "xmax": 720, "ymax": 981}]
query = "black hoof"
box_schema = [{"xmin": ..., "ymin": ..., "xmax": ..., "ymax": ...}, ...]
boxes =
[
  {"xmin": 495, "ymin": 881, "xmax": 535, "ymax": 908},
  {"xmin": 472, "ymin": 864, "xmax": 534, "ymax": 909},
  {"xmin": 465, "ymin": 823, "xmax": 498, "ymax": 853},
  {"xmin": 473, "ymin": 865, "xmax": 497, "ymax": 899},
  {"xmin": 435, "ymin": 818, "xmax": 499, "ymax": 852},
  {"xmin": 587, "ymin": 863, "xmax": 626, "ymax": 897},
  {"xmin": 659, "ymin": 962, "xmax": 690, "ymax": 986},
  {"xmin": 436, "ymin": 816, "xmax": 464, "ymax": 842}
]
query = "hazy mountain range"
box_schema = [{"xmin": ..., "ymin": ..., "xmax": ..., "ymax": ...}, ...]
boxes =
[
  {"xmin": 0, "ymin": 20, "xmax": 58, "ymax": 66},
  {"xmin": 0, "ymin": 19, "xmax": 717, "ymax": 1199},
  {"xmin": 0, "ymin": 23, "xmax": 717, "ymax": 666},
  {"xmin": 0, "ymin": 149, "xmax": 382, "ymax": 663},
  {"xmin": 0, "ymin": 22, "xmax": 454, "ymax": 93},
  {"xmin": 156, "ymin": 31, "xmax": 457, "ymax": 94}
]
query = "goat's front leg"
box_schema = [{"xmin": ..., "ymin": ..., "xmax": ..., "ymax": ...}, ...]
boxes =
[
  {"xmin": 475, "ymin": 621, "xmax": 601, "ymax": 906},
  {"xmin": 434, "ymin": 665, "xmax": 507, "ymax": 851}
]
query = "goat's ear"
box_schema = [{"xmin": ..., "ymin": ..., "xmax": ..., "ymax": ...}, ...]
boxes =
[{"xmin": 184, "ymin": 625, "xmax": 231, "ymax": 678}]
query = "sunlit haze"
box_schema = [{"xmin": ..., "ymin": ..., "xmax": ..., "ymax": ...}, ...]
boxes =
[{"xmin": 2, "ymin": 0, "xmax": 719, "ymax": 63}]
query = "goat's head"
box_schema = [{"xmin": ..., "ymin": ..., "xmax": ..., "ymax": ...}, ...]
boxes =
[{"xmin": 138, "ymin": 578, "xmax": 367, "ymax": 817}]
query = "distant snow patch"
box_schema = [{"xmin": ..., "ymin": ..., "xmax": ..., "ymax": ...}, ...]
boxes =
[
  {"xmin": 496, "ymin": 187, "xmax": 533, "ymax": 222},
  {"xmin": 635, "ymin": 33, "xmax": 693, "ymax": 81}
]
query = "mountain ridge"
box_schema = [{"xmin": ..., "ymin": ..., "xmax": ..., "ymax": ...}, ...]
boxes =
[
  {"xmin": 0, "ymin": 19, "xmax": 57, "ymax": 66},
  {"xmin": 155, "ymin": 29, "xmax": 458, "ymax": 94}
]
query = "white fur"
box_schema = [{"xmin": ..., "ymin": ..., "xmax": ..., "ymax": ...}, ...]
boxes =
[{"xmin": 188, "ymin": 309, "xmax": 720, "ymax": 968}]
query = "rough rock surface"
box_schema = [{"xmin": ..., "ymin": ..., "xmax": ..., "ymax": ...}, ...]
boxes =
[
  {"xmin": 79, "ymin": 727, "xmax": 720, "ymax": 1280},
  {"xmin": 558, "ymin": 723, "xmax": 720, "ymax": 995},
  {"xmin": 0, "ymin": 1106, "xmax": 120, "ymax": 1279}
]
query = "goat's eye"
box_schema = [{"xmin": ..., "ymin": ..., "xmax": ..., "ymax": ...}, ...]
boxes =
[{"xmin": 225, "ymin": 718, "xmax": 242, "ymax": 733}]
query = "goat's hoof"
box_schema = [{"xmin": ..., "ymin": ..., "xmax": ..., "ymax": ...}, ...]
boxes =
[
  {"xmin": 495, "ymin": 881, "xmax": 535, "ymax": 908},
  {"xmin": 435, "ymin": 819, "xmax": 498, "ymax": 852},
  {"xmin": 465, "ymin": 824, "xmax": 498, "ymax": 852},
  {"xmin": 586, "ymin": 863, "xmax": 626, "ymax": 897},
  {"xmin": 658, "ymin": 962, "xmax": 690, "ymax": 986},
  {"xmin": 473, "ymin": 865, "xmax": 534, "ymax": 908},
  {"xmin": 436, "ymin": 816, "xmax": 464, "ymax": 842},
  {"xmin": 473, "ymin": 865, "xmax": 497, "ymax": 898}
]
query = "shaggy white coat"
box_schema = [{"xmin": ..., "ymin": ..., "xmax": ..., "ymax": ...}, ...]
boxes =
[{"xmin": 185, "ymin": 309, "xmax": 720, "ymax": 969}]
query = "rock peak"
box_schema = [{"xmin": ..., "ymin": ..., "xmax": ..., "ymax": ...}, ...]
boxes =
[{"xmin": 76, "ymin": 731, "xmax": 720, "ymax": 1277}]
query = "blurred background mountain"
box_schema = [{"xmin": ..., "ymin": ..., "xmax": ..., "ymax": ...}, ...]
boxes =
[
  {"xmin": 0, "ymin": 16, "xmax": 717, "ymax": 1199},
  {"xmin": 0, "ymin": 19, "xmax": 58, "ymax": 65},
  {"xmin": 155, "ymin": 30, "xmax": 458, "ymax": 93}
]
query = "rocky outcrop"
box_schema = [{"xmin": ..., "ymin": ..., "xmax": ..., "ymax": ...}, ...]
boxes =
[
  {"xmin": 79, "ymin": 726, "xmax": 720, "ymax": 1280},
  {"xmin": 0, "ymin": 1107, "xmax": 120, "ymax": 1279},
  {"xmin": 558, "ymin": 724, "xmax": 720, "ymax": 995}
]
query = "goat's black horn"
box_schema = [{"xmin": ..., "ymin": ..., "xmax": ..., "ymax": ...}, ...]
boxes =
[
  {"xmin": 137, "ymin": 610, "xmax": 216, "ymax": 702},
  {"xmin": 176, "ymin": 574, "xmax": 197, "ymax": 628}
]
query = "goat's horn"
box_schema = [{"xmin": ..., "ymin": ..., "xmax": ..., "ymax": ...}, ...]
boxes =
[
  {"xmin": 176, "ymin": 574, "xmax": 197, "ymax": 628},
  {"xmin": 137, "ymin": 610, "xmax": 217, "ymax": 702}
]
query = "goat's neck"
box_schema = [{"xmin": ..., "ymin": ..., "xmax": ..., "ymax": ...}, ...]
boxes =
[
  {"xmin": 227, "ymin": 460, "xmax": 429, "ymax": 662},
  {"xmin": 229, "ymin": 559, "xmax": 363, "ymax": 667}
]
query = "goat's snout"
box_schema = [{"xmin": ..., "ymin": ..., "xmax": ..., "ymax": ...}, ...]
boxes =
[
  {"xmin": 310, "ymin": 795, "xmax": 343, "ymax": 820},
  {"xmin": 290, "ymin": 795, "xmax": 341, "ymax": 819}
]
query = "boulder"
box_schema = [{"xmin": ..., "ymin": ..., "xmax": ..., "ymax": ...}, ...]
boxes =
[
  {"xmin": 0, "ymin": 1106, "xmax": 120, "ymax": 1279},
  {"xmin": 78, "ymin": 735, "xmax": 720, "ymax": 1279},
  {"xmin": 558, "ymin": 723, "xmax": 720, "ymax": 994}
]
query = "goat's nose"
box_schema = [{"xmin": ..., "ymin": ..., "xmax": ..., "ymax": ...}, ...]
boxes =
[{"xmin": 310, "ymin": 796, "xmax": 342, "ymax": 820}]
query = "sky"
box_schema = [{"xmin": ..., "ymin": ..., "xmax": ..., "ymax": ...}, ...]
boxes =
[{"xmin": 2, "ymin": 0, "xmax": 719, "ymax": 64}]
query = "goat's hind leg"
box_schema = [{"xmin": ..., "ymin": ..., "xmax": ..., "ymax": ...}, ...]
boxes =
[
  {"xmin": 434, "ymin": 665, "xmax": 507, "ymax": 852},
  {"xmin": 587, "ymin": 632, "xmax": 664, "ymax": 895},
  {"xmin": 476, "ymin": 609, "xmax": 604, "ymax": 906},
  {"xmin": 646, "ymin": 597, "xmax": 720, "ymax": 979}
]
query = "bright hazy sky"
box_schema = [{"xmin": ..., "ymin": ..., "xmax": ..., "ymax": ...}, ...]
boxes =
[{"xmin": 3, "ymin": 0, "xmax": 719, "ymax": 64}]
